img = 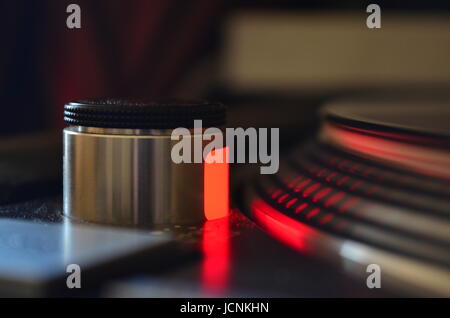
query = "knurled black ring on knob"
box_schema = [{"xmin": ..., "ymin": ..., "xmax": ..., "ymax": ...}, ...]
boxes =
[{"xmin": 64, "ymin": 98, "xmax": 226, "ymax": 129}]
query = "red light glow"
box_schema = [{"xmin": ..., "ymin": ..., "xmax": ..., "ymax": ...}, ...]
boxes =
[
  {"xmin": 288, "ymin": 176, "xmax": 302, "ymax": 188},
  {"xmin": 294, "ymin": 179, "xmax": 311, "ymax": 192},
  {"xmin": 285, "ymin": 198, "xmax": 298, "ymax": 208},
  {"xmin": 295, "ymin": 202, "xmax": 309, "ymax": 214},
  {"xmin": 306, "ymin": 208, "xmax": 321, "ymax": 219},
  {"xmin": 302, "ymin": 182, "xmax": 321, "ymax": 197},
  {"xmin": 277, "ymin": 193, "xmax": 289, "ymax": 203},
  {"xmin": 322, "ymin": 123, "xmax": 450, "ymax": 179},
  {"xmin": 271, "ymin": 189, "xmax": 282, "ymax": 199},
  {"xmin": 324, "ymin": 192, "xmax": 346, "ymax": 208},
  {"xmin": 201, "ymin": 217, "xmax": 230, "ymax": 294},
  {"xmin": 204, "ymin": 147, "xmax": 229, "ymax": 220},
  {"xmin": 312, "ymin": 187, "xmax": 332, "ymax": 202},
  {"xmin": 251, "ymin": 200, "xmax": 318, "ymax": 253}
]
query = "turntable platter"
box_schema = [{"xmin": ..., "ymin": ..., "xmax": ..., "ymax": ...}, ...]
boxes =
[
  {"xmin": 322, "ymin": 100, "xmax": 450, "ymax": 140},
  {"xmin": 320, "ymin": 100, "xmax": 450, "ymax": 179},
  {"xmin": 237, "ymin": 98, "xmax": 450, "ymax": 297}
]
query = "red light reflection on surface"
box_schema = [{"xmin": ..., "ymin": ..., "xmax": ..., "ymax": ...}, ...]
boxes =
[
  {"xmin": 302, "ymin": 182, "xmax": 320, "ymax": 197},
  {"xmin": 285, "ymin": 198, "xmax": 298, "ymax": 208},
  {"xmin": 277, "ymin": 193, "xmax": 289, "ymax": 203},
  {"xmin": 271, "ymin": 189, "xmax": 282, "ymax": 199},
  {"xmin": 294, "ymin": 179, "xmax": 311, "ymax": 192},
  {"xmin": 324, "ymin": 123, "xmax": 450, "ymax": 178},
  {"xmin": 312, "ymin": 187, "xmax": 332, "ymax": 202},
  {"xmin": 288, "ymin": 176, "xmax": 302, "ymax": 188},
  {"xmin": 295, "ymin": 202, "xmax": 309, "ymax": 214},
  {"xmin": 204, "ymin": 147, "xmax": 229, "ymax": 220},
  {"xmin": 306, "ymin": 208, "xmax": 320, "ymax": 219},
  {"xmin": 201, "ymin": 217, "xmax": 230, "ymax": 294},
  {"xmin": 251, "ymin": 200, "xmax": 318, "ymax": 253},
  {"xmin": 324, "ymin": 192, "xmax": 346, "ymax": 208}
]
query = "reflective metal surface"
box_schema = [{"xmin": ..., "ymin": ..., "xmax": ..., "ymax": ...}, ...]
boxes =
[
  {"xmin": 0, "ymin": 218, "xmax": 176, "ymax": 297},
  {"xmin": 242, "ymin": 188, "xmax": 450, "ymax": 297},
  {"xmin": 63, "ymin": 126, "xmax": 205, "ymax": 227}
]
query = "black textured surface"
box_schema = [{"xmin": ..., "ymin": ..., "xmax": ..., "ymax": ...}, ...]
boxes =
[
  {"xmin": 322, "ymin": 99, "xmax": 450, "ymax": 143},
  {"xmin": 241, "ymin": 141, "xmax": 450, "ymax": 268},
  {"xmin": 64, "ymin": 98, "xmax": 226, "ymax": 129}
]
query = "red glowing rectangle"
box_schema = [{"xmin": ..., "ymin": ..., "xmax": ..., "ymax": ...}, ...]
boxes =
[
  {"xmin": 204, "ymin": 147, "xmax": 229, "ymax": 220},
  {"xmin": 202, "ymin": 218, "xmax": 230, "ymax": 293}
]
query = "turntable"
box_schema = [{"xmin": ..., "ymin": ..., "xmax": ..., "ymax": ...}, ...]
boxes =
[
  {"xmin": 236, "ymin": 98, "xmax": 450, "ymax": 297},
  {"xmin": 0, "ymin": 98, "xmax": 449, "ymax": 298}
]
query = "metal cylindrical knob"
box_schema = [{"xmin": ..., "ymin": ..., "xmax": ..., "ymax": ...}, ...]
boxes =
[{"xmin": 63, "ymin": 98, "xmax": 227, "ymax": 227}]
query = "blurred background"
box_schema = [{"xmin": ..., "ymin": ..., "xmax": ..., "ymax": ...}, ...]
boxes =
[
  {"xmin": 0, "ymin": 0, "xmax": 450, "ymax": 203},
  {"xmin": 1, "ymin": 0, "xmax": 450, "ymax": 132}
]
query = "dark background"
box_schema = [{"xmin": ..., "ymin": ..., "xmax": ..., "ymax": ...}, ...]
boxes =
[{"xmin": 1, "ymin": 0, "xmax": 450, "ymax": 134}]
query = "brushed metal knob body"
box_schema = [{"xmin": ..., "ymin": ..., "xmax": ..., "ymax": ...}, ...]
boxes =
[{"xmin": 63, "ymin": 99, "xmax": 227, "ymax": 227}]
